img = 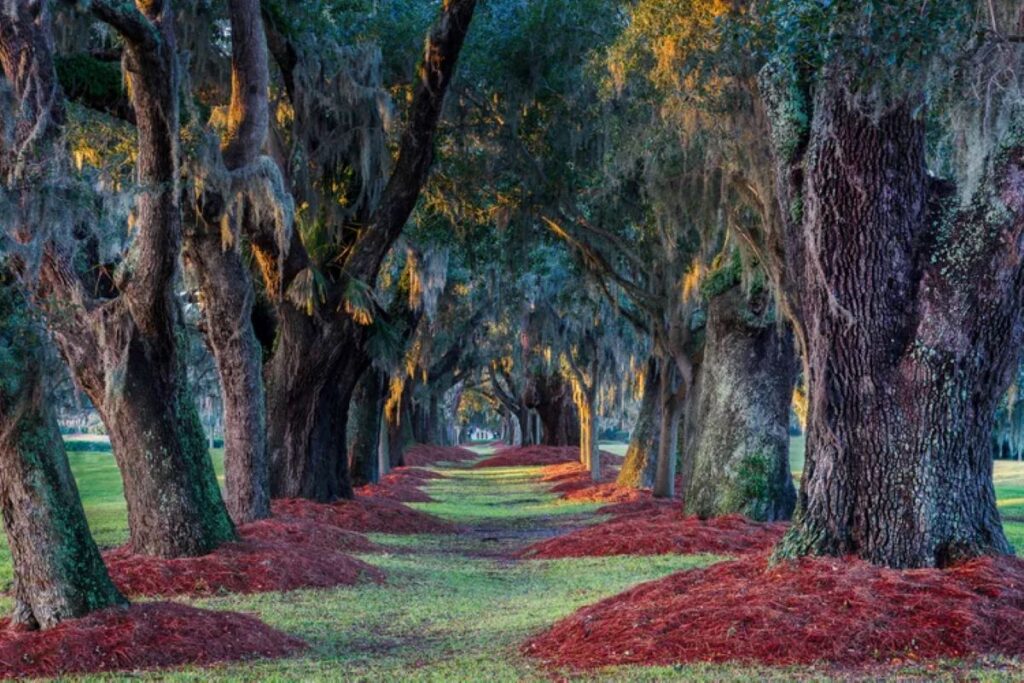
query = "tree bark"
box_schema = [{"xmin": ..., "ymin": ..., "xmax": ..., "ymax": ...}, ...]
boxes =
[
  {"xmin": 182, "ymin": 0, "xmax": 271, "ymax": 524},
  {"xmin": 578, "ymin": 384, "xmax": 600, "ymax": 482},
  {"xmin": 349, "ymin": 369, "xmax": 384, "ymax": 486},
  {"xmin": 616, "ymin": 357, "xmax": 661, "ymax": 489},
  {"xmin": 530, "ymin": 373, "xmax": 580, "ymax": 447},
  {"xmin": 266, "ymin": 323, "xmax": 362, "ymax": 500},
  {"xmin": 2, "ymin": 0, "xmax": 235, "ymax": 558},
  {"xmin": 684, "ymin": 286, "xmax": 797, "ymax": 522},
  {"xmin": 652, "ymin": 360, "xmax": 685, "ymax": 499},
  {"xmin": 0, "ymin": 281, "xmax": 126, "ymax": 631},
  {"xmin": 762, "ymin": 72, "xmax": 1022, "ymax": 567}
]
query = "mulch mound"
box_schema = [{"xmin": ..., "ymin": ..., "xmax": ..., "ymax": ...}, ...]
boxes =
[
  {"xmin": 519, "ymin": 505, "xmax": 786, "ymax": 559},
  {"xmin": 523, "ymin": 553, "xmax": 1024, "ymax": 670},
  {"xmin": 242, "ymin": 515, "xmax": 379, "ymax": 552},
  {"xmin": 0, "ymin": 602, "xmax": 305, "ymax": 679},
  {"xmin": 475, "ymin": 445, "xmax": 620, "ymax": 469},
  {"xmin": 105, "ymin": 518, "xmax": 384, "ymax": 598},
  {"xmin": 386, "ymin": 467, "xmax": 445, "ymax": 481},
  {"xmin": 402, "ymin": 444, "xmax": 478, "ymax": 467},
  {"xmin": 358, "ymin": 467, "xmax": 444, "ymax": 503},
  {"xmin": 273, "ymin": 494, "xmax": 457, "ymax": 534},
  {"xmin": 538, "ymin": 460, "xmax": 640, "ymax": 504}
]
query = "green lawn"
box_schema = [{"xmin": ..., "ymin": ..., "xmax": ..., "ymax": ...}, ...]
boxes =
[{"xmin": 2, "ymin": 443, "xmax": 1024, "ymax": 680}]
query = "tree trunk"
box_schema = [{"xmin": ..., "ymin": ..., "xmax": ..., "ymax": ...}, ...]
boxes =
[
  {"xmin": 182, "ymin": 0, "xmax": 271, "ymax": 525},
  {"xmin": 378, "ymin": 402, "xmax": 392, "ymax": 477},
  {"xmin": 578, "ymin": 385, "xmax": 600, "ymax": 482},
  {"xmin": 260, "ymin": 0, "xmax": 476, "ymax": 501},
  {"xmin": 617, "ymin": 357, "xmax": 661, "ymax": 489},
  {"xmin": 515, "ymin": 407, "xmax": 532, "ymax": 446},
  {"xmin": 349, "ymin": 369, "xmax": 384, "ymax": 486},
  {"xmin": 652, "ymin": 361, "xmax": 685, "ymax": 499},
  {"xmin": 530, "ymin": 373, "xmax": 580, "ymax": 447},
  {"xmin": 0, "ymin": 283, "xmax": 127, "ymax": 630},
  {"xmin": 684, "ymin": 286, "xmax": 797, "ymax": 522},
  {"xmin": 266, "ymin": 306, "xmax": 363, "ymax": 501},
  {"xmin": 3, "ymin": 0, "xmax": 237, "ymax": 559},
  {"xmin": 763, "ymin": 75, "xmax": 1023, "ymax": 568}
]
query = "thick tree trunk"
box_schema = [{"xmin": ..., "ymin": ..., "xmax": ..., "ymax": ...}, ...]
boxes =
[
  {"xmin": 684, "ymin": 286, "xmax": 797, "ymax": 522},
  {"xmin": 349, "ymin": 369, "xmax": 384, "ymax": 486},
  {"xmin": 2, "ymin": 0, "xmax": 236, "ymax": 559},
  {"xmin": 0, "ymin": 283, "xmax": 126, "ymax": 630},
  {"xmin": 617, "ymin": 357, "xmax": 661, "ymax": 489},
  {"xmin": 515, "ymin": 407, "xmax": 532, "ymax": 446},
  {"xmin": 531, "ymin": 374, "xmax": 580, "ymax": 447},
  {"xmin": 91, "ymin": 328, "xmax": 235, "ymax": 557},
  {"xmin": 265, "ymin": 301, "xmax": 364, "ymax": 501},
  {"xmin": 763, "ymin": 76, "xmax": 1023, "ymax": 568}
]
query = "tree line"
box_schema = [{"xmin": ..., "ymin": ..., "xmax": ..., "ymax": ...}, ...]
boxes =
[{"xmin": 0, "ymin": 0, "xmax": 1023, "ymax": 634}]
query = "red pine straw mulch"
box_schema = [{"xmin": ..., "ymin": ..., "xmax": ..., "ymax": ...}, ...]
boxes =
[
  {"xmin": 358, "ymin": 466, "xmax": 444, "ymax": 503},
  {"xmin": 402, "ymin": 444, "xmax": 478, "ymax": 467},
  {"xmin": 273, "ymin": 494, "xmax": 457, "ymax": 534},
  {"xmin": 519, "ymin": 505, "xmax": 786, "ymax": 559},
  {"xmin": 240, "ymin": 515, "xmax": 379, "ymax": 552},
  {"xmin": 474, "ymin": 445, "xmax": 621, "ymax": 469},
  {"xmin": 0, "ymin": 602, "xmax": 305, "ymax": 679},
  {"xmin": 105, "ymin": 517, "xmax": 384, "ymax": 598},
  {"xmin": 523, "ymin": 553, "xmax": 1024, "ymax": 670},
  {"xmin": 537, "ymin": 460, "xmax": 642, "ymax": 505}
]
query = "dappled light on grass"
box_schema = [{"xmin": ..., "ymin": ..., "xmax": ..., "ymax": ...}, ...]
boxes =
[{"xmin": 473, "ymin": 445, "xmax": 618, "ymax": 468}]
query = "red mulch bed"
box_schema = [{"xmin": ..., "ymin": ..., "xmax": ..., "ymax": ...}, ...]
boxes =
[
  {"xmin": 523, "ymin": 553, "xmax": 1024, "ymax": 669},
  {"xmin": 519, "ymin": 506, "xmax": 786, "ymax": 559},
  {"xmin": 386, "ymin": 467, "xmax": 445, "ymax": 481},
  {"xmin": 402, "ymin": 444, "xmax": 478, "ymax": 467},
  {"xmin": 358, "ymin": 467, "xmax": 444, "ymax": 503},
  {"xmin": 242, "ymin": 515, "xmax": 379, "ymax": 552},
  {"xmin": 105, "ymin": 518, "xmax": 384, "ymax": 598},
  {"xmin": 360, "ymin": 481, "xmax": 434, "ymax": 503},
  {"xmin": 474, "ymin": 445, "xmax": 620, "ymax": 469},
  {"xmin": 0, "ymin": 602, "xmax": 305, "ymax": 679},
  {"xmin": 273, "ymin": 494, "xmax": 456, "ymax": 534},
  {"xmin": 537, "ymin": 460, "xmax": 640, "ymax": 504}
]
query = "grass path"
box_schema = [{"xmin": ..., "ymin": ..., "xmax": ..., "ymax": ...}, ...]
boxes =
[{"xmin": 5, "ymin": 447, "xmax": 1024, "ymax": 680}]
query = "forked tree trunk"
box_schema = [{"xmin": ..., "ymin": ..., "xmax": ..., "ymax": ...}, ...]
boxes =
[
  {"xmin": 0, "ymin": 283, "xmax": 126, "ymax": 630},
  {"xmin": 763, "ymin": 73, "xmax": 1023, "ymax": 568},
  {"xmin": 260, "ymin": 0, "xmax": 476, "ymax": 499},
  {"xmin": 2, "ymin": 0, "xmax": 235, "ymax": 558},
  {"xmin": 685, "ymin": 286, "xmax": 797, "ymax": 522},
  {"xmin": 617, "ymin": 357, "xmax": 661, "ymax": 489}
]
